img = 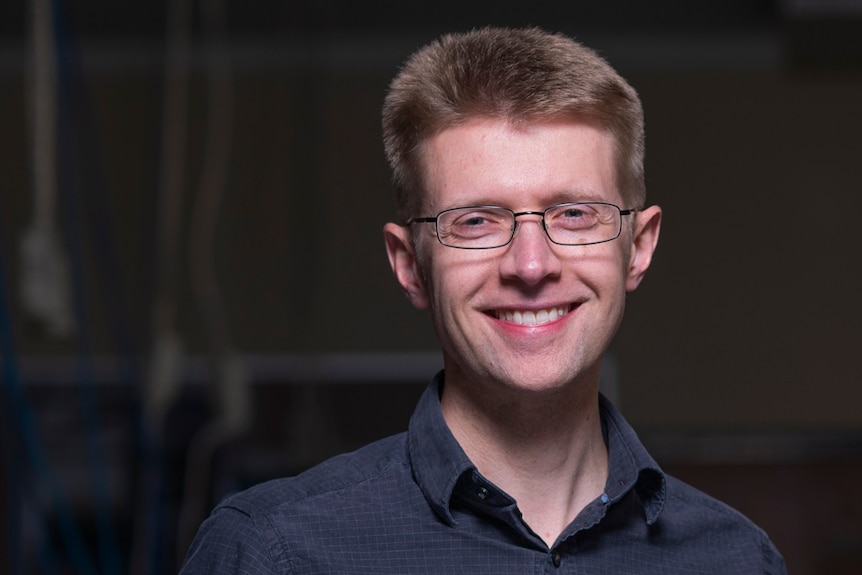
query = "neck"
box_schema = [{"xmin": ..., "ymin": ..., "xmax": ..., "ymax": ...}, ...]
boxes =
[{"xmin": 440, "ymin": 372, "xmax": 608, "ymax": 546}]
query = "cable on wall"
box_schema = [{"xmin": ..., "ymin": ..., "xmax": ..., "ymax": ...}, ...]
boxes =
[
  {"xmin": 132, "ymin": 0, "xmax": 194, "ymax": 572},
  {"xmin": 9, "ymin": 1, "xmax": 99, "ymax": 573},
  {"xmin": 175, "ymin": 0, "xmax": 252, "ymax": 563},
  {"xmin": 51, "ymin": 1, "xmax": 126, "ymax": 572},
  {"xmin": 20, "ymin": 0, "xmax": 73, "ymax": 339}
]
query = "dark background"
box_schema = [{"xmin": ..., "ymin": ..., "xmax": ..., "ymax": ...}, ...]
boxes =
[{"xmin": 1, "ymin": 1, "xmax": 861, "ymax": 573}]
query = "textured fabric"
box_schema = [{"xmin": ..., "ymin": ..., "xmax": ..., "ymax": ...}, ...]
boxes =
[{"xmin": 180, "ymin": 372, "xmax": 786, "ymax": 574}]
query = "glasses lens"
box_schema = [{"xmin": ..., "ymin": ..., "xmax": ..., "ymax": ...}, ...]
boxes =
[
  {"xmin": 545, "ymin": 203, "xmax": 621, "ymax": 245},
  {"xmin": 437, "ymin": 207, "xmax": 514, "ymax": 248}
]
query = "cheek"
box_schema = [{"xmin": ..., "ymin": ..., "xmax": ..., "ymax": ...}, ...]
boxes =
[
  {"xmin": 411, "ymin": 236, "xmax": 437, "ymax": 294},
  {"xmin": 566, "ymin": 243, "xmax": 629, "ymax": 284},
  {"xmin": 426, "ymin": 258, "xmax": 464, "ymax": 310},
  {"xmin": 425, "ymin": 255, "xmax": 494, "ymax": 326}
]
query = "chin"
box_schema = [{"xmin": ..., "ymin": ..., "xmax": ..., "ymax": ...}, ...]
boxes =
[{"xmin": 491, "ymin": 366, "xmax": 591, "ymax": 395}]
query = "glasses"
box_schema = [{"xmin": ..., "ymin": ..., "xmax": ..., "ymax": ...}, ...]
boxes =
[{"xmin": 407, "ymin": 202, "xmax": 637, "ymax": 250}]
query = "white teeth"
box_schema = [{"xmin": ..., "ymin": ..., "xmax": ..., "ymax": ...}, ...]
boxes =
[{"xmin": 496, "ymin": 306, "xmax": 570, "ymax": 326}]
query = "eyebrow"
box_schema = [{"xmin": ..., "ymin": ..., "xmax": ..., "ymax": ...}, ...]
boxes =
[
  {"xmin": 440, "ymin": 188, "xmax": 610, "ymax": 211},
  {"xmin": 545, "ymin": 188, "xmax": 610, "ymax": 204}
]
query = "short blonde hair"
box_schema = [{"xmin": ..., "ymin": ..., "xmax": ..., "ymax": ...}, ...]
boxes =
[{"xmin": 382, "ymin": 27, "xmax": 645, "ymax": 221}]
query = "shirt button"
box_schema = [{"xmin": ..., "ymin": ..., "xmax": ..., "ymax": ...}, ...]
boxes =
[
  {"xmin": 476, "ymin": 487, "xmax": 489, "ymax": 500},
  {"xmin": 552, "ymin": 551, "xmax": 561, "ymax": 567}
]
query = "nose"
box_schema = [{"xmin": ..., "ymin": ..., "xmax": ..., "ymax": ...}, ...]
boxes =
[{"xmin": 498, "ymin": 215, "xmax": 563, "ymax": 285}]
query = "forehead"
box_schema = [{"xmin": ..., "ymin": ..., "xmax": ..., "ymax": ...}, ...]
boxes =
[{"xmin": 421, "ymin": 117, "xmax": 621, "ymax": 211}]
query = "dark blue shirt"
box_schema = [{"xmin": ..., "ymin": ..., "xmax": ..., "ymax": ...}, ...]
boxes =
[{"xmin": 180, "ymin": 372, "xmax": 786, "ymax": 574}]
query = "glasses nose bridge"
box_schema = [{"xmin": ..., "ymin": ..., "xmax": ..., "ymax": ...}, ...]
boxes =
[{"xmin": 510, "ymin": 210, "xmax": 550, "ymax": 242}]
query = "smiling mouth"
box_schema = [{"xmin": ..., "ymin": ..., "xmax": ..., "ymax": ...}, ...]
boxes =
[{"xmin": 494, "ymin": 305, "xmax": 572, "ymax": 326}]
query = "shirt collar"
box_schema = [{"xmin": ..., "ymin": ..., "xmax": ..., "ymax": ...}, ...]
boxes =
[
  {"xmin": 599, "ymin": 393, "xmax": 666, "ymax": 525},
  {"xmin": 407, "ymin": 371, "xmax": 667, "ymax": 527},
  {"xmin": 407, "ymin": 371, "xmax": 475, "ymax": 526}
]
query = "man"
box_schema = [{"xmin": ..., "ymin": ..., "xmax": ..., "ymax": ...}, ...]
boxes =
[{"xmin": 181, "ymin": 27, "xmax": 786, "ymax": 573}]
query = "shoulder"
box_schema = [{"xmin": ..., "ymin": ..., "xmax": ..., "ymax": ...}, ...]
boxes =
[
  {"xmin": 660, "ymin": 475, "xmax": 786, "ymax": 573},
  {"xmin": 181, "ymin": 433, "xmax": 411, "ymax": 574},
  {"xmin": 663, "ymin": 474, "xmax": 762, "ymax": 534},
  {"xmin": 218, "ymin": 432, "xmax": 410, "ymax": 517}
]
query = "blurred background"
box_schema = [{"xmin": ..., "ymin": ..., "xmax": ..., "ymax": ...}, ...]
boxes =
[{"xmin": 1, "ymin": 0, "xmax": 861, "ymax": 573}]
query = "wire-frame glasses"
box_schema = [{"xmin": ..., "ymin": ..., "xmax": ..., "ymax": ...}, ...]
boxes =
[{"xmin": 407, "ymin": 202, "xmax": 637, "ymax": 249}]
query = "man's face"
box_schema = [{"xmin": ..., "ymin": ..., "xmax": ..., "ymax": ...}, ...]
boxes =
[{"xmin": 385, "ymin": 117, "xmax": 660, "ymax": 397}]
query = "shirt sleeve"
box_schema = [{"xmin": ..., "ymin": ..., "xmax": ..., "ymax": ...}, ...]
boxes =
[{"xmin": 179, "ymin": 506, "xmax": 280, "ymax": 575}]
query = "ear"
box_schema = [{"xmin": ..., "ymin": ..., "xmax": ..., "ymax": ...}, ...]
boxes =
[
  {"xmin": 383, "ymin": 222, "xmax": 430, "ymax": 309},
  {"xmin": 626, "ymin": 205, "xmax": 662, "ymax": 292}
]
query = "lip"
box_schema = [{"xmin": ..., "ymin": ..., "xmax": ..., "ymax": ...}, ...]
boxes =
[{"xmin": 490, "ymin": 303, "xmax": 574, "ymax": 327}]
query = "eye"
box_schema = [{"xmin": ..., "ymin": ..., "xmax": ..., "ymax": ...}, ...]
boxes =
[
  {"xmin": 453, "ymin": 209, "xmax": 507, "ymax": 225},
  {"xmin": 441, "ymin": 208, "xmax": 511, "ymax": 239},
  {"xmin": 561, "ymin": 207, "xmax": 587, "ymax": 218},
  {"xmin": 549, "ymin": 204, "xmax": 600, "ymax": 230},
  {"xmin": 461, "ymin": 215, "xmax": 493, "ymax": 227}
]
